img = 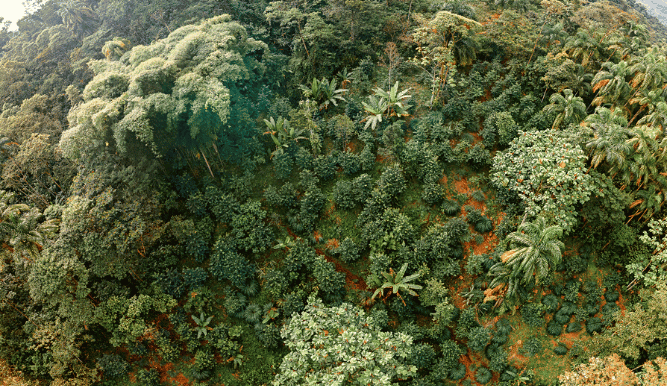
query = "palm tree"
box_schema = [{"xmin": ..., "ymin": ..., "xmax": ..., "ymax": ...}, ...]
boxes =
[
  {"xmin": 563, "ymin": 30, "xmax": 602, "ymax": 68},
  {"xmin": 101, "ymin": 37, "xmax": 131, "ymax": 61},
  {"xmin": 628, "ymin": 89, "xmax": 665, "ymax": 127},
  {"xmin": 56, "ymin": 0, "xmax": 99, "ymax": 37},
  {"xmin": 585, "ymin": 107, "xmax": 631, "ymax": 172},
  {"xmin": 628, "ymin": 49, "xmax": 667, "ymax": 92},
  {"xmin": 586, "ymin": 123, "xmax": 631, "ymax": 172},
  {"xmin": 543, "ymin": 89, "xmax": 587, "ymax": 129},
  {"xmin": 638, "ymin": 100, "xmax": 667, "ymax": 132},
  {"xmin": 495, "ymin": 217, "xmax": 564, "ymax": 287},
  {"xmin": 629, "ymin": 185, "xmax": 664, "ymax": 222},
  {"xmin": 591, "ymin": 60, "xmax": 631, "ymax": 108}
]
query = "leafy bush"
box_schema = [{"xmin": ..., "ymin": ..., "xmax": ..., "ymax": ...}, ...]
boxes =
[
  {"xmin": 563, "ymin": 254, "xmax": 588, "ymax": 275},
  {"xmin": 542, "ymin": 294, "xmax": 560, "ymax": 313},
  {"xmin": 230, "ymin": 201, "xmax": 274, "ymax": 253},
  {"xmin": 262, "ymin": 268, "xmax": 288, "ymax": 300},
  {"xmin": 334, "ymin": 237, "xmax": 361, "ymax": 263},
  {"xmin": 602, "ymin": 271, "xmax": 623, "ymax": 291},
  {"xmin": 191, "ymin": 349, "xmax": 215, "ymax": 380},
  {"xmin": 254, "ymin": 322, "xmax": 281, "ymax": 349},
  {"xmin": 339, "ymin": 151, "xmax": 361, "ymax": 175},
  {"xmin": 264, "ymin": 183, "xmax": 298, "ymax": 209},
  {"xmin": 410, "ymin": 343, "xmax": 437, "ymax": 369},
  {"xmin": 136, "ymin": 368, "xmax": 160, "ymax": 386},
  {"xmin": 554, "ymin": 343, "xmax": 568, "ymax": 356},
  {"xmin": 476, "ymin": 366, "xmax": 492, "ymax": 384},
  {"xmin": 449, "ymin": 363, "xmax": 467, "ymax": 381},
  {"xmin": 312, "ymin": 256, "xmax": 345, "ymax": 296},
  {"xmin": 456, "ymin": 308, "xmax": 480, "ymax": 338},
  {"xmin": 440, "ymin": 340, "xmax": 464, "ymax": 374},
  {"xmin": 314, "ymin": 154, "xmax": 337, "ymax": 180},
  {"xmin": 586, "ymin": 317, "xmax": 603, "ymax": 334},
  {"xmin": 468, "ymin": 327, "xmax": 492, "ymax": 352},
  {"xmin": 604, "ymin": 291, "xmax": 619, "ymax": 302},
  {"xmin": 547, "ymin": 320, "xmax": 563, "ymax": 336},
  {"xmin": 377, "ymin": 165, "xmax": 406, "ymax": 199},
  {"xmin": 563, "ymin": 281, "xmax": 581, "ymax": 303},
  {"xmin": 412, "ymin": 223, "xmax": 456, "ymax": 266},
  {"xmin": 422, "ymin": 181, "xmax": 444, "ymax": 206},
  {"xmin": 487, "ymin": 344, "xmax": 509, "ymax": 373},
  {"xmin": 468, "ymin": 143, "xmax": 492, "ymax": 169},
  {"xmin": 182, "ymin": 267, "xmax": 208, "ymax": 291},
  {"xmin": 209, "ymin": 238, "xmax": 255, "ymax": 288},
  {"xmin": 97, "ymin": 354, "xmax": 128, "ymax": 379},
  {"xmin": 522, "ymin": 337, "xmax": 543, "ymax": 357},
  {"xmin": 333, "ymin": 180, "xmax": 358, "ymax": 210},
  {"xmin": 154, "ymin": 269, "xmax": 186, "ymax": 299},
  {"xmin": 442, "ymin": 199, "xmax": 461, "ymax": 216},
  {"xmin": 273, "ymin": 151, "xmax": 293, "ymax": 180},
  {"xmin": 465, "ymin": 253, "xmax": 489, "ymax": 276},
  {"xmin": 521, "ymin": 303, "xmax": 546, "ymax": 328},
  {"xmin": 442, "ymin": 223, "xmax": 470, "ymax": 256},
  {"xmin": 566, "ymin": 322, "xmax": 582, "ymax": 333},
  {"xmin": 223, "ymin": 289, "xmax": 246, "ymax": 316},
  {"xmin": 282, "ymin": 291, "xmax": 305, "ymax": 317},
  {"xmin": 364, "ymin": 208, "xmax": 416, "ymax": 252}
]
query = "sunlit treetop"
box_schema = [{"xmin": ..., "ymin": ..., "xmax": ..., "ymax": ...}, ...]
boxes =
[{"xmin": 60, "ymin": 15, "xmax": 267, "ymax": 162}]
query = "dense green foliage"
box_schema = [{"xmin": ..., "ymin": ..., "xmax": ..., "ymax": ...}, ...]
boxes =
[{"xmin": 2, "ymin": 0, "xmax": 667, "ymax": 385}]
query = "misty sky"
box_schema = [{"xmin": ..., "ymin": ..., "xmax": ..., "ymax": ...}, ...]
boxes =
[
  {"xmin": 1, "ymin": 0, "xmax": 28, "ymax": 30},
  {"xmin": 639, "ymin": 0, "xmax": 667, "ymax": 25}
]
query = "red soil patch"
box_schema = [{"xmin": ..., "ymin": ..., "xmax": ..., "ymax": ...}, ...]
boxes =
[
  {"xmin": 169, "ymin": 373, "xmax": 190, "ymax": 386},
  {"xmin": 440, "ymin": 174, "xmax": 448, "ymax": 185},
  {"xmin": 376, "ymin": 153, "xmax": 390, "ymax": 163},
  {"xmin": 317, "ymin": 248, "xmax": 368, "ymax": 292},
  {"xmin": 558, "ymin": 330, "xmax": 586, "ymax": 349},
  {"xmin": 455, "ymin": 177, "xmax": 471, "ymax": 195},
  {"xmin": 507, "ymin": 340, "xmax": 529, "ymax": 367},
  {"xmin": 617, "ymin": 289, "xmax": 628, "ymax": 316},
  {"xmin": 323, "ymin": 201, "xmax": 336, "ymax": 217},
  {"xmin": 324, "ymin": 238, "xmax": 340, "ymax": 250},
  {"xmin": 448, "ymin": 275, "xmax": 474, "ymax": 309},
  {"xmin": 147, "ymin": 356, "xmax": 176, "ymax": 384},
  {"xmin": 470, "ymin": 132, "xmax": 483, "ymax": 145},
  {"xmin": 459, "ymin": 347, "xmax": 495, "ymax": 386},
  {"xmin": 465, "ymin": 230, "xmax": 499, "ymax": 256}
]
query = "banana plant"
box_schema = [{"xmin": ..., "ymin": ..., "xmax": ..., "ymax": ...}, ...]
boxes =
[
  {"xmin": 361, "ymin": 95, "xmax": 389, "ymax": 130},
  {"xmin": 192, "ymin": 312, "xmax": 213, "ymax": 339},
  {"xmin": 362, "ymin": 81, "xmax": 411, "ymax": 130},
  {"xmin": 371, "ymin": 263, "xmax": 422, "ymax": 306},
  {"xmin": 263, "ymin": 116, "xmax": 308, "ymax": 157},
  {"xmin": 300, "ymin": 77, "xmax": 347, "ymax": 110},
  {"xmin": 374, "ymin": 81, "xmax": 412, "ymax": 117}
]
